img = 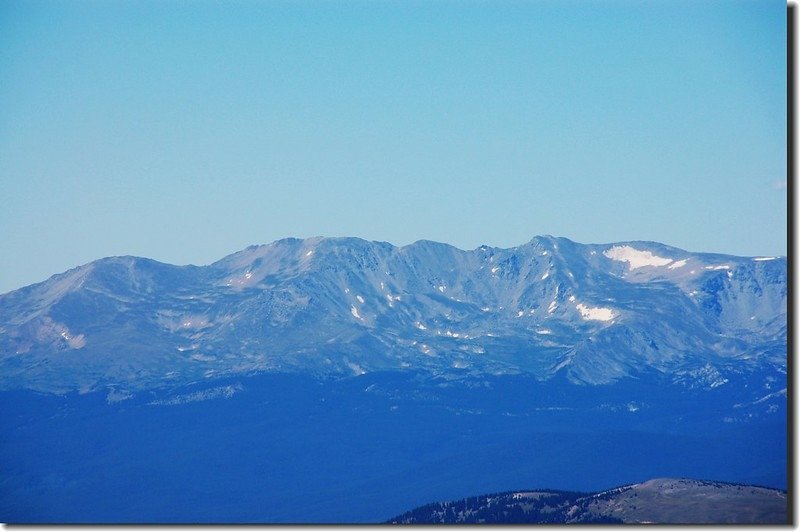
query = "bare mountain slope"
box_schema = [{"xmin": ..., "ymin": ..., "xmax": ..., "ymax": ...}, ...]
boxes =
[
  {"xmin": 388, "ymin": 478, "xmax": 788, "ymax": 524},
  {"xmin": 0, "ymin": 236, "xmax": 786, "ymax": 394}
]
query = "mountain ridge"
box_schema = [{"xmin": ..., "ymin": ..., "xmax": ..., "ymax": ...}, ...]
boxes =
[
  {"xmin": 386, "ymin": 477, "xmax": 788, "ymax": 524},
  {"xmin": 6, "ymin": 234, "xmax": 785, "ymax": 294},
  {"xmin": 0, "ymin": 235, "xmax": 786, "ymax": 522},
  {"xmin": 0, "ymin": 235, "xmax": 786, "ymax": 394}
]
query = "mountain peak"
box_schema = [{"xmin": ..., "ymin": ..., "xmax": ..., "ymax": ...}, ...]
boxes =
[{"xmin": 0, "ymin": 236, "xmax": 786, "ymax": 393}]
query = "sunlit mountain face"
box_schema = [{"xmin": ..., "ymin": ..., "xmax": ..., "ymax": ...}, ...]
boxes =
[
  {"xmin": 0, "ymin": 236, "xmax": 787, "ymax": 523},
  {"xmin": 388, "ymin": 478, "xmax": 788, "ymax": 524}
]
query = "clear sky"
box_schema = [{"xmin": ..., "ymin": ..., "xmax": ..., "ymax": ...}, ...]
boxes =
[{"xmin": 0, "ymin": 0, "xmax": 787, "ymax": 294}]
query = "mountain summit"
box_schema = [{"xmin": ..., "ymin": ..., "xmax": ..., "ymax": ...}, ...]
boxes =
[
  {"xmin": 0, "ymin": 236, "xmax": 788, "ymax": 522},
  {"xmin": 0, "ymin": 236, "xmax": 786, "ymax": 394}
]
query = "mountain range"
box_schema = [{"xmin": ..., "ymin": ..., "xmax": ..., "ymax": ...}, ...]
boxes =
[
  {"xmin": 0, "ymin": 235, "xmax": 787, "ymax": 394},
  {"xmin": 0, "ymin": 236, "xmax": 788, "ymax": 523}
]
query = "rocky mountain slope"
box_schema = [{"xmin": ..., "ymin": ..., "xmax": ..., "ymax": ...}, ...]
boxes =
[
  {"xmin": 0, "ymin": 236, "xmax": 787, "ymax": 394},
  {"xmin": 0, "ymin": 237, "xmax": 788, "ymax": 522},
  {"xmin": 387, "ymin": 478, "xmax": 788, "ymax": 524}
]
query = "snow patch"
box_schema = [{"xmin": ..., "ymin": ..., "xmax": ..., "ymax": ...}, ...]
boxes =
[
  {"xmin": 350, "ymin": 306, "xmax": 362, "ymax": 319},
  {"xmin": 536, "ymin": 329, "xmax": 552, "ymax": 335},
  {"xmin": 754, "ymin": 257, "xmax": 778, "ymax": 261},
  {"xmin": 704, "ymin": 265, "xmax": 730, "ymax": 270},
  {"xmin": 356, "ymin": 295, "xmax": 365, "ymax": 304},
  {"xmin": 346, "ymin": 362, "xmax": 366, "ymax": 376},
  {"xmin": 415, "ymin": 322, "xmax": 427, "ymax": 330},
  {"xmin": 541, "ymin": 272, "xmax": 549, "ymax": 280},
  {"xmin": 305, "ymin": 250, "xmax": 314, "ymax": 257},
  {"xmin": 177, "ymin": 344, "xmax": 198, "ymax": 352},
  {"xmin": 753, "ymin": 388, "xmax": 787, "ymax": 404},
  {"xmin": 59, "ymin": 328, "xmax": 86, "ymax": 349},
  {"xmin": 603, "ymin": 245, "xmax": 673, "ymax": 270},
  {"xmin": 575, "ymin": 303, "xmax": 616, "ymax": 321},
  {"xmin": 438, "ymin": 285, "xmax": 446, "ymax": 292},
  {"xmin": 668, "ymin": 259, "xmax": 688, "ymax": 269},
  {"xmin": 548, "ymin": 300, "xmax": 558, "ymax": 314},
  {"xmin": 517, "ymin": 311, "xmax": 524, "ymax": 317},
  {"xmin": 568, "ymin": 295, "xmax": 576, "ymax": 302}
]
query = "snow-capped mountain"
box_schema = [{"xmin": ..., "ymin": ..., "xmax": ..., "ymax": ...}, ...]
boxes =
[
  {"xmin": 0, "ymin": 236, "xmax": 786, "ymax": 393},
  {"xmin": 0, "ymin": 237, "xmax": 787, "ymax": 390},
  {"xmin": 0, "ymin": 237, "xmax": 788, "ymax": 522}
]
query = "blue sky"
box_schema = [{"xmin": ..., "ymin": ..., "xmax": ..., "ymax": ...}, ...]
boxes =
[{"xmin": 0, "ymin": 0, "xmax": 787, "ymax": 293}]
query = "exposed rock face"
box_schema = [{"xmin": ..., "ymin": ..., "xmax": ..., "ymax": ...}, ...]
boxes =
[{"xmin": 0, "ymin": 236, "xmax": 786, "ymax": 394}]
